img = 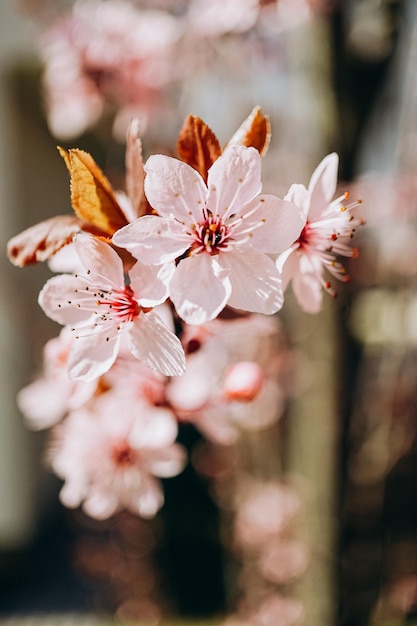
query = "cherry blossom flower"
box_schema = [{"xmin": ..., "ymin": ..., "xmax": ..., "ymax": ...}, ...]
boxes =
[
  {"xmin": 234, "ymin": 480, "xmax": 301, "ymax": 550},
  {"xmin": 226, "ymin": 593, "xmax": 305, "ymax": 626},
  {"xmin": 167, "ymin": 315, "xmax": 286, "ymax": 444},
  {"xmin": 276, "ymin": 152, "xmax": 364, "ymax": 313},
  {"xmin": 187, "ymin": 0, "xmax": 260, "ymax": 37},
  {"xmin": 38, "ymin": 233, "xmax": 186, "ymax": 381},
  {"xmin": 49, "ymin": 393, "xmax": 186, "ymax": 519},
  {"xmin": 17, "ymin": 327, "xmax": 97, "ymax": 430},
  {"xmin": 39, "ymin": 0, "xmax": 182, "ymax": 139},
  {"xmin": 113, "ymin": 146, "xmax": 305, "ymax": 325}
]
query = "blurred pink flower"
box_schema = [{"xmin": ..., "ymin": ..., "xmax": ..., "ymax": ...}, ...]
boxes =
[
  {"xmin": 49, "ymin": 393, "xmax": 186, "ymax": 519},
  {"xmin": 277, "ymin": 152, "xmax": 364, "ymax": 313},
  {"xmin": 187, "ymin": 0, "xmax": 260, "ymax": 36},
  {"xmin": 227, "ymin": 592, "xmax": 305, "ymax": 626},
  {"xmin": 258, "ymin": 538, "xmax": 309, "ymax": 584},
  {"xmin": 167, "ymin": 315, "xmax": 286, "ymax": 444},
  {"xmin": 17, "ymin": 327, "xmax": 97, "ymax": 430},
  {"xmin": 234, "ymin": 480, "xmax": 301, "ymax": 550},
  {"xmin": 39, "ymin": 0, "xmax": 182, "ymax": 139},
  {"xmin": 38, "ymin": 233, "xmax": 185, "ymax": 381},
  {"xmin": 113, "ymin": 146, "xmax": 305, "ymax": 324}
]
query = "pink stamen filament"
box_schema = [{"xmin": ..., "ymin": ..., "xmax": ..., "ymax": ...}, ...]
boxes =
[
  {"xmin": 295, "ymin": 196, "xmax": 364, "ymax": 296},
  {"xmin": 64, "ymin": 276, "xmax": 141, "ymax": 338}
]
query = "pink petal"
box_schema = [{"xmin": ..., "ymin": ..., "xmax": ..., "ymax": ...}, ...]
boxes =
[
  {"xmin": 128, "ymin": 311, "xmax": 186, "ymax": 376},
  {"xmin": 220, "ymin": 249, "xmax": 284, "ymax": 315},
  {"xmin": 234, "ymin": 195, "xmax": 305, "ymax": 254},
  {"xmin": 113, "ymin": 215, "xmax": 189, "ymax": 264},
  {"xmin": 144, "ymin": 154, "xmax": 207, "ymax": 222},
  {"xmin": 207, "ymin": 146, "xmax": 262, "ymax": 219},
  {"xmin": 169, "ymin": 254, "xmax": 232, "ymax": 324},
  {"xmin": 58, "ymin": 475, "xmax": 87, "ymax": 509},
  {"xmin": 276, "ymin": 247, "xmax": 299, "ymax": 291},
  {"xmin": 74, "ymin": 234, "xmax": 124, "ymax": 288},
  {"xmin": 130, "ymin": 476, "xmax": 164, "ymax": 518},
  {"xmin": 38, "ymin": 274, "xmax": 93, "ymax": 325},
  {"xmin": 195, "ymin": 406, "xmax": 240, "ymax": 446},
  {"xmin": 308, "ymin": 152, "xmax": 339, "ymax": 220},
  {"xmin": 18, "ymin": 380, "xmax": 67, "ymax": 430},
  {"xmin": 144, "ymin": 445, "xmax": 187, "ymax": 478},
  {"xmin": 130, "ymin": 407, "xmax": 178, "ymax": 448},
  {"xmin": 284, "ymin": 183, "xmax": 309, "ymax": 211},
  {"xmin": 68, "ymin": 329, "xmax": 121, "ymax": 381},
  {"xmin": 83, "ymin": 489, "xmax": 120, "ymax": 520},
  {"xmin": 292, "ymin": 270, "xmax": 323, "ymax": 313},
  {"xmin": 129, "ymin": 260, "xmax": 173, "ymax": 307}
]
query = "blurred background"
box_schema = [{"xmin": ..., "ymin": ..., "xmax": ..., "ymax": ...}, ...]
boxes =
[{"xmin": 1, "ymin": 0, "xmax": 417, "ymax": 625}]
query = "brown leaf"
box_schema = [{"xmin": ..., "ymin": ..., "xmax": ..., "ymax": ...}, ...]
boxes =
[
  {"xmin": 57, "ymin": 145, "xmax": 71, "ymax": 171},
  {"xmin": 7, "ymin": 215, "xmax": 83, "ymax": 267},
  {"xmin": 60, "ymin": 148, "xmax": 128, "ymax": 236},
  {"xmin": 224, "ymin": 106, "xmax": 271, "ymax": 156},
  {"xmin": 177, "ymin": 115, "xmax": 222, "ymax": 182},
  {"xmin": 125, "ymin": 118, "xmax": 149, "ymax": 219}
]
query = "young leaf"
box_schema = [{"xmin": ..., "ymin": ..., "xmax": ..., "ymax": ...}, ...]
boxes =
[
  {"xmin": 60, "ymin": 148, "xmax": 128, "ymax": 236},
  {"xmin": 177, "ymin": 115, "xmax": 222, "ymax": 182},
  {"xmin": 224, "ymin": 106, "xmax": 271, "ymax": 155},
  {"xmin": 7, "ymin": 215, "xmax": 83, "ymax": 267},
  {"xmin": 125, "ymin": 118, "xmax": 149, "ymax": 219}
]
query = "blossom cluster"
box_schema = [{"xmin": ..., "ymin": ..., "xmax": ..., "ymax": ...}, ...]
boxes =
[
  {"xmin": 8, "ymin": 107, "xmax": 362, "ymax": 521},
  {"xmin": 20, "ymin": 0, "xmax": 339, "ymax": 140}
]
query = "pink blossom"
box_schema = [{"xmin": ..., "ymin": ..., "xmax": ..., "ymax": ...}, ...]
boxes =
[
  {"xmin": 187, "ymin": 0, "xmax": 260, "ymax": 37},
  {"xmin": 234, "ymin": 480, "xmax": 301, "ymax": 550},
  {"xmin": 167, "ymin": 315, "xmax": 285, "ymax": 444},
  {"xmin": 258, "ymin": 538, "xmax": 309, "ymax": 584},
  {"xmin": 277, "ymin": 152, "xmax": 364, "ymax": 313},
  {"xmin": 113, "ymin": 146, "xmax": 305, "ymax": 325},
  {"xmin": 223, "ymin": 361, "xmax": 264, "ymax": 402},
  {"xmin": 39, "ymin": 1, "xmax": 181, "ymax": 139},
  {"xmin": 38, "ymin": 234, "xmax": 186, "ymax": 381},
  {"xmin": 226, "ymin": 593, "xmax": 305, "ymax": 626},
  {"xmin": 49, "ymin": 393, "xmax": 186, "ymax": 519},
  {"xmin": 17, "ymin": 328, "xmax": 97, "ymax": 430}
]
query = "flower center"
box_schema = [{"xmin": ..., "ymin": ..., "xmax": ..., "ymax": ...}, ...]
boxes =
[
  {"xmin": 66, "ymin": 278, "xmax": 142, "ymax": 341},
  {"xmin": 95, "ymin": 284, "xmax": 140, "ymax": 323},
  {"xmin": 192, "ymin": 209, "xmax": 230, "ymax": 255},
  {"xmin": 112, "ymin": 441, "xmax": 137, "ymax": 467}
]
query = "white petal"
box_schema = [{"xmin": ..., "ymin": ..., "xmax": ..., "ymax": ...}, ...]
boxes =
[
  {"xmin": 73, "ymin": 233, "xmax": 124, "ymax": 288},
  {"xmin": 68, "ymin": 329, "xmax": 121, "ymax": 381},
  {"xmin": 144, "ymin": 444, "xmax": 187, "ymax": 478},
  {"xmin": 308, "ymin": 153, "xmax": 339, "ymax": 219},
  {"xmin": 194, "ymin": 407, "xmax": 240, "ymax": 446},
  {"xmin": 129, "ymin": 260, "xmax": 173, "ymax": 307},
  {"xmin": 207, "ymin": 146, "xmax": 262, "ymax": 219},
  {"xmin": 221, "ymin": 249, "xmax": 284, "ymax": 315},
  {"xmin": 292, "ymin": 271, "xmax": 323, "ymax": 314},
  {"xmin": 169, "ymin": 254, "xmax": 232, "ymax": 324},
  {"xmin": 130, "ymin": 407, "xmax": 178, "ymax": 448},
  {"xmin": 284, "ymin": 183, "xmax": 309, "ymax": 212},
  {"xmin": 38, "ymin": 274, "xmax": 93, "ymax": 325},
  {"xmin": 276, "ymin": 247, "xmax": 299, "ymax": 291},
  {"xmin": 113, "ymin": 215, "xmax": 189, "ymax": 264},
  {"xmin": 58, "ymin": 475, "xmax": 86, "ymax": 509},
  {"xmin": 129, "ymin": 311, "xmax": 186, "ymax": 376},
  {"xmin": 131, "ymin": 476, "xmax": 164, "ymax": 518},
  {"xmin": 232, "ymin": 195, "xmax": 305, "ymax": 254},
  {"xmin": 144, "ymin": 154, "xmax": 207, "ymax": 222},
  {"xmin": 83, "ymin": 489, "xmax": 120, "ymax": 520},
  {"xmin": 18, "ymin": 380, "xmax": 67, "ymax": 430}
]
